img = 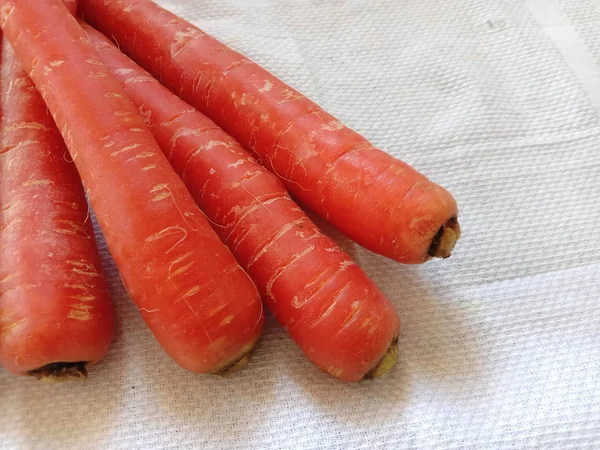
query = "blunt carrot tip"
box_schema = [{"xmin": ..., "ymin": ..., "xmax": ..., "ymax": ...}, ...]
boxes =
[
  {"xmin": 428, "ymin": 217, "xmax": 461, "ymax": 260},
  {"xmin": 212, "ymin": 338, "xmax": 258, "ymax": 376},
  {"xmin": 362, "ymin": 337, "xmax": 399, "ymax": 381},
  {"xmin": 28, "ymin": 361, "xmax": 89, "ymax": 382},
  {"xmin": 216, "ymin": 354, "xmax": 251, "ymax": 377}
]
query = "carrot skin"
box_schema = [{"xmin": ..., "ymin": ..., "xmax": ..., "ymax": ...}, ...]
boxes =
[
  {"xmin": 78, "ymin": 0, "xmax": 460, "ymax": 264},
  {"xmin": 0, "ymin": 0, "xmax": 263, "ymax": 374},
  {"xmin": 85, "ymin": 24, "xmax": 400, "ymax": 382},
  {"xmin": 0, "ymin": 37, "xmax": 114, "ymax": 378}
]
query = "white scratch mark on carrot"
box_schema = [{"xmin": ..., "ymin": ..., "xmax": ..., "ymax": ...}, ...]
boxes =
[
  {"xmin": 68, "ymin": 260, "xmax": 100, "ymax": 277},
  {"xmin": 266, "ymin": 245, "xmax": 315, "ymax": 299},
  {"xmin": 114, "ymin": 68, "xmax": 135, "ymax": 75},
  {"xmin": 146, "ymin": 226, "xmax": 188, "ymax": 254},
  {"xmin": 180, "ymin": 285, "xmax": 200, "ymax": 299},
  {"xmin": 140, "ymin": 308, "xmax": 160, "ymax": 313},
  {"xmin": 49, "ymin": 60, "xmax": 64, "ymax": 67},
  {"xmin": 0, "ymin": 274, "xmax": 16, "ymax": 284},
  {"xmin": 88, "ymin": 71, "xmax": 107, "ymax": 78},
  {"xmin": 68, "ymin": 304, "xmax": 92, "ymax": 321},
  {"xmin": 207, "ymin": 303, "xmax": 228, "ymax": 318},
  {"xmin": 127, "ymin": 152, "xmax": 156, "ymax": 162},
  {"xmin": 142, "ymin": 164, "xmax": 157, "ymax": 171},
  {"xmin": 23, "ymin": 179, "xmax": 53, "ymax": 187},
  {"xmin": 327, "ymin": 366, "xmax": 343, "ymax": 378},
  {"xmin": 169, "ymin": 261, "xmax": 195, "ymax": 278},
  {"xmin": 64, "ymin": 283, "xmax": 93, "ymax": 291},
  {"xmin": 247, "ymin": 218, "xmax": 310, "ymax": 268},
  {"xmin": 228, "ymin": 159, "xmax": 246, "ymax": 168},
  {"xmin": 111, "ymin": 143, "xmax": 141, "ymax": 156},
  {"xmin": 307, "ymin": 283, "xmax": 353, "ymax": 325},
  {"xmin": 258, "ymin": 80, "xmax": 273, "ymax": 93},
  {"xmin": 124, "ymin": 76, "xmax": 153, "ymax": 85},
  {"xmin": 71, "ymin": 295, "xmax": 95, "ymax": 302},
  {"xmin": 6, "ymin": 122, "xmax": 50, "ymax": 132},
  {"xmin": 220, "ymin": 315, "xmax": 234, "ymax": 326}
]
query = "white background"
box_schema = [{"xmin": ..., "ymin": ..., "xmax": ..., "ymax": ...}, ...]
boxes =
[{"xmin": 1, "ymin": 0, "xmax": 599, "ymax": 448}]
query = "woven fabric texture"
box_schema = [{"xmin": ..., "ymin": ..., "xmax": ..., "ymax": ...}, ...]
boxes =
[{"xmin": 1, "ymin": 0, "xmax": 599, "ymax": 448}]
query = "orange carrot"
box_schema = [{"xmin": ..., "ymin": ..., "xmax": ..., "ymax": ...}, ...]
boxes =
[
  {"xmin": 79, "ymin": 0, "xmax": 461, "ymax": 264},
  {"xmin": 0, "ymin": 0, "xmax": 264, "ymax": 374},
  {"xmin": 0, "ymin": 35, "xmax": 114, "ymax": 380},
  {"xmin": 84, "ymin": 23, "xmax": 400, "ymax": 382}
]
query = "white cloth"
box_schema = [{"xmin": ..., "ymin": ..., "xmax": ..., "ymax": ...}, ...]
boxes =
[{"xmin": 2, "ymin": 0, "xmax": 599, "ymax": 448}]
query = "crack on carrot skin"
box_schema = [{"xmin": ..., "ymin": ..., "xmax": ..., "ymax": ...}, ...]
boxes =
[
  {"xmin": 337, "ymin": 300, "xmax": 365, "ymax": 334},
  {"xmin": 0, "ymin": 274, "xmax": 17, "ymax": 284},
  {"xmin": 145, "ymin": 226, "xmax": 189, "ymax": 254},
  {"xmin": 207, "ymin": 302, "xmax": 228, "ymax": 318},
  {"xmin": 0, "ymin": 140, "xmax": 41, "ymax": 155},
  {"xmin": 67, "ymin": 260, "xmax": 100, "ymax": 277},
  {"xmin": 110, "ymin": 143, "xmax": 141, "ymax": 156},
  {"xmin": 247, "ymin": 217, "xmax": 311, "ymax": 269},
  {"xmin": 5, "ymin": 121, "xmax": 50, "ymax": 132},
  {"xmin": 295, "ymin": 260, "xmax": 356, "ymax": 313},
  {"xmin": 159, "ymin": 108, "xmax": 195, "ymax": 127},
  {"xmin": 170, "ymin": 28, "xmax": 205, "ymax": 59},
  {"xmin": 126, "ymin": 151, "xmax": 155, "ymax": 161},
  {"xmin": 303, "ymin": 282, "xmax": 353, "ymax": 325},
  {"xmin": 68, "ymin": 304, "xmax": 93, "ymax": 321},
  {"xmin": 1, "ymin": 283, "xmax": 42, "ymax": 297},
  {"xmin": 52, "ymin": 200, "xmax": 78, "ymax": 210},
  {"xmin": 266, "ymin": 245, "xmax": 316, "ymax": 300},
  {"xmin": 224, "ymin": 194, "xmax": 291, "ymax": 241},
  {"xmin": 70, "ymin": 294, "xmax": 96, "ymax": 302},
  {"xmin": 231, "ymin": 223, "xmax": 256, "ymax": 252}
]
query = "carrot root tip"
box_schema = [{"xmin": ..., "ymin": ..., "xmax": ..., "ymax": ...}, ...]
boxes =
[
  {"xmin": 428, "ymin": 217, "xmax": 461, "ymax": 259},
  {"xmin": 363, "ymin": 336, "xmax": 399, "ymax": 380},
  {"xmin": 212, "ymin": 337, "xmax": 259, "ymax": 376},
  {"xmin": 27, "ymin": 361, "xmax": 89, "ymax": 382}
]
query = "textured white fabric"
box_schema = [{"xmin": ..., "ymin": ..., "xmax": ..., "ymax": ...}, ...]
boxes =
[{"xmin": 2, "ymin": 0, "xmax": 600, "ymax": 448}]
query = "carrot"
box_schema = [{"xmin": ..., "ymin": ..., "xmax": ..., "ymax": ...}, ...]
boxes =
[
  {"xmin": 79, "ymin": 0, "xmax": 461, "ymax": 264},
  {"xmin": 0, "ymin": 35, "xmax": 114, "ymax": 380},
  {"xmin": 83, "ymin": 23, "xmax": 401, "ymax": 382},
  {"xmin": 0, "ymin": 0, "xmax": 264, "ymax": 375}
]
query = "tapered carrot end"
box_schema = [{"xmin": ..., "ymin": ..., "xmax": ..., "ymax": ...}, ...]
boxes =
[
  {"xmin": 362, "ymin": 337, "xmax": 399, "ymax": 380},
  {"xmin": 428, "ymin": 217, "xmax": 461, "ymax": 259},
  {"xmin": 28, "ymin": 361, "xmax": 89, "ymax": 382}
]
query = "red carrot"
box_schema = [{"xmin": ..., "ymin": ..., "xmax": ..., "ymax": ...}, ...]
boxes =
[
  {"xmin": 0, "ymin": 0, "xmax": 264, "ymax": 375},
  {"xmin": 79, "ymin": 0, "xmax": 461, "ymax": 265},
  {"xmin": 84, "ymin": 23, "xmax": 400, "ymax": 382},
  {"xmin": 0, "ymin": 36, "xmax": 114, "ymax": 380}
]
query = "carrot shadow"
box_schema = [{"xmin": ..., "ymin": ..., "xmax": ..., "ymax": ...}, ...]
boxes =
[
  {"xmin": 0, "ymin": 225, "xmax": 127, "ymax": 449},
  {"xmin": 288, "ymin": 218, "xmax": 485, "ymax": 425},
  {"xmin": 140, "ymin": 314, "xmax": 282, "ymax": 444}
]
